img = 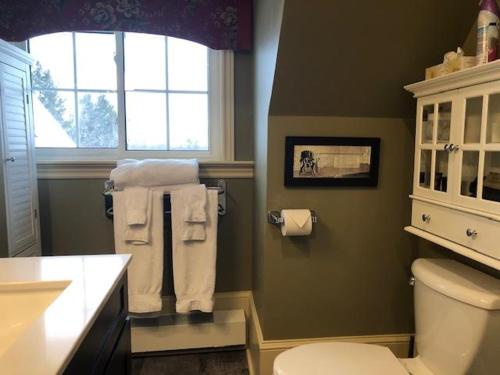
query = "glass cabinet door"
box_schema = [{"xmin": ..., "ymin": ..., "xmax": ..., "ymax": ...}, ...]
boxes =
[
  {"xmin": 415, "ymin": 99, "xmax": 454, "ymax": 200},
  {"xmin": 455, "ymin": 85, "xmax": 500, "ymax": 212}
]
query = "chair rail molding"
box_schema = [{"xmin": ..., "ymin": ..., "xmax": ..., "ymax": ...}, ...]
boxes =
[{"xmin": 36, "ymin": 160, "xmax": 255, "ymax": 179}]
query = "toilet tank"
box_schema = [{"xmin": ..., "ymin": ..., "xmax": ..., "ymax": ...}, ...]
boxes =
[{"xmin": 412, "ymin": 259, "xmax": 500, "ymax": 375}]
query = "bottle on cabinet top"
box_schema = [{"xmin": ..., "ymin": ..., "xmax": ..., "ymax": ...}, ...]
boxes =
[{"xmin": 477, "ymin": 0, "xmax": 500, "ymax": 65}]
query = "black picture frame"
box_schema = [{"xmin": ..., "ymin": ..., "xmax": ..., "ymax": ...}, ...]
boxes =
[{"xmin": 284, "ymin": 137, "xmax": 380, "ymax": 187}]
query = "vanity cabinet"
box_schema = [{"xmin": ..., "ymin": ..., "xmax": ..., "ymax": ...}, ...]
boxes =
[
  {"xmin": 0, "ymin": 39, "xmax": 40, "ymax": 258},
  {"xmin": 64, "ymin": 273, "xmax": 131, "ymax": 375},
  {"xmin": 405, "ymin": 62, "xmax": 500, "ymax": 269}
]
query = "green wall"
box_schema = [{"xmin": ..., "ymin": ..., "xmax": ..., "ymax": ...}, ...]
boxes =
[
  {"xmin": 38, "ymin": 178, "xmax": 254, "ymax": 293},
  {"xmin": 261, "ymin": 116, "xmax": 416, "ymax": 339},
  {"xmin": 234, "ymin": 52, "xmax": 254, "ymax": 161},
  {"xmin": 252, "ymin": 0, "xmax": 285, "ymax": 319},
  {"xmin": 270, "ymin": 0, "xmax": 477, "ymax": 118},
  {"xmin": 252, "ymin": 0, "xmax": 487, "ymax": 341}
]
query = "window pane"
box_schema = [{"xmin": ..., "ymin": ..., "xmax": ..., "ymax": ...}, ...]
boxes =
[
  {"xmin": 419, "ymin": 150, "xmax": 432, "ymax": 189},
  {"xmin": 168, "ymin": 37, "xmax": 208, "ymax": 91},
  {"xmin": 436, "ymin": 102, "xmax": 451, "ymax": 143},
  {"xmin": 487, "ymin": 93, "xmax": 500, "ymax": 143},
  {"xmin": 124, "ymin": 33, "xmax": 166, "ymax": 90},
  {"xmin": 75, "ymin": 33, "xmax": 117, "ymax": 90},
  {"xmin": 33, "ymin": 90, "xmax": 76, "ymax": 148},
  {"xmin": 461, "ymin": 151, "xmax": 479, "ymax": 198},
  {"xmin": 30, "ymin": 33, "xmax": 74, "ymax": 89},
  {"xmin": 126, "ymin": 92, "xmax": 167, "ymax": 150},
  {"xmin": 421, "ymin": 105, "xmax": 434, "ymax": 144},
  {"xmin": 464, "ymin": 96, "xmax": 483, "ymax": 144},
  {"xmin": 78, "ymin": 93, "xmax": 118, "ymax": 148},
  {"xmin": 434, "ymin": 151, "xmax": 448, "ymax": 192},
  {"xmin": 483, "ymin": 152, "xmax": 500, "ymax": 203},
  {"xmin": 169, "ymin": 93, "xmax": 208, "ymax": 150}
]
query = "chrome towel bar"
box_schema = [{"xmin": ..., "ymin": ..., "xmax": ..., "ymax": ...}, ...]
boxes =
[{"xmin": 103, "ymin": 179, "xmax": 227, "ymax": 218}]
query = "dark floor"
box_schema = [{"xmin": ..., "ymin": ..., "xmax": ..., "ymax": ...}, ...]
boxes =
[{"xmin": 132, "ymin": 350, "xmax": 249, "ymax": 375}]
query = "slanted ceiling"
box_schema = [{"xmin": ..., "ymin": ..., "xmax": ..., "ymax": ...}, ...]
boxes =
[{"xmin": 269, "ymin": 0, "xmax": 478, "ymax": 118}]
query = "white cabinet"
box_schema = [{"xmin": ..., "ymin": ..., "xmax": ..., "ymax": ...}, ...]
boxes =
[
  {"xmin": 406, "ymin": 61, "xmax": 500, "ymax": 270},
  {"xmin": 0, "ymin": 40, "xmax": 40, "ymax": 257}
]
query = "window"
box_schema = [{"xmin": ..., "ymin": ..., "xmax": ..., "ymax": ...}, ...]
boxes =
[{"xmin": 28, "ymin": 32, "xmax": 233, "ymax": 161}]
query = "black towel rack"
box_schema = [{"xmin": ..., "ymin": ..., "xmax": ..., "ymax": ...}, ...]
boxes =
[{"xmin": 102, "ymin": 179, "xmax": 227, "ymax": 219}]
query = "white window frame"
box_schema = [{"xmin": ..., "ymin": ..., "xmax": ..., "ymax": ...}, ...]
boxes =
[{"xmin": 31, "ymin": 32, "xmax": 234, "ymax": 162}]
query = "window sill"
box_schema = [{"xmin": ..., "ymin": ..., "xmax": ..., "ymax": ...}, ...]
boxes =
[{"xmin": 36, "ymin": 160, "xmax": 254, "ymax": 179}]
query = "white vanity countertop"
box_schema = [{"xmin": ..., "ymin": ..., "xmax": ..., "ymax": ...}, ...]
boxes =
[{"xmin": 0, "ymin": 254, "xmax": 131, "ymax": 375}]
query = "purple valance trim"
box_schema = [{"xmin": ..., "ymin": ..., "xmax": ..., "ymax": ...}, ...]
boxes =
[{"xmin": 0, "ymin": 0, "xmax": 253, "ymax": 51}]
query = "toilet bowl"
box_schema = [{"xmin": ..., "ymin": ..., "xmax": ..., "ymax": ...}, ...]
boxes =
[{"xmin": 273, "ymin": 258, "xmax": 500, "ymax": 375}]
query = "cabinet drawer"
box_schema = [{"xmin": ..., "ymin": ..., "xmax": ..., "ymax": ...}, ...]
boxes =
[{"xmin": 412, "ymin": 200, "xmax": 500, "ymax": 260}]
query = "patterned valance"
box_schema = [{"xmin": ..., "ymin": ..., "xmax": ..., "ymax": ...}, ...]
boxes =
[{"xmin": 0, "ymin": 0, "xmax": 252, "ymax": 51}]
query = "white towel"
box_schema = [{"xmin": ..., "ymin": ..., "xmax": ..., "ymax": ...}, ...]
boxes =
[
  {"xmin": 124, "ymin": 186, "xmax": 150, "ymax": 225},
  {"xmin": 170, "ymin": 184, "xmax": 208, "ymax": 241},
  {"xmin": 113, "ymin": 190, "xmax": 164, "ymax": 313},
  {"xmin": 182, "ymin": 184, "xmax": 207, "ymax": 223},
  {"xmin": 182, "ymin": 225, "xmax": 206, "ymax": 241},
  {"xmin": 171, "ymin": 190, "xmax": 218, "ymax": 313},
  {"xmin": 111, "ymin": 159, "xmax": 199, "ymax": 189}
]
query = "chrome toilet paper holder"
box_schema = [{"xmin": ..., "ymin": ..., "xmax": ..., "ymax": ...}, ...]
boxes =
[{"xmin": 267, "ymin": 210, "xmax": 318, "ymax": 226}]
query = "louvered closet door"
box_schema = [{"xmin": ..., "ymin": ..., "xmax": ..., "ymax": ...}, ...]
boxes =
[{"xmin": 0, "ymin": 63, "xmax": 39, "ymax": 256}]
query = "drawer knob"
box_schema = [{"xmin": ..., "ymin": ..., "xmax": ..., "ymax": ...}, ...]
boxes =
[
  {"xmin": 466, "ymin": 228, "xmax": 478, "ymax": 238},
  {"xmin": 421, "ymin": 214, "xmax": 431, "ymax": 223}
]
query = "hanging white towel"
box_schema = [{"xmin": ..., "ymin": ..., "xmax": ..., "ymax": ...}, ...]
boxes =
[
  {"xmin": 182, "ymin": 223, "xmax": 206, "ymax": 241},
  {"xmin": 170, "ymin": 184, "xmax": 208, "ymax": 241},
  {"xmin": 171, "ymin": 189, "xmax": 218, "ymax": 313},
  {"xmin": 111, "ymin": 159, "xmax": 199, "ymax": 189},
  {"xmin": 182, "ymin": 184, "xmax": 207, "ymax": 222},
  {"xmin": 113, "ymin": 190, "xmax": 164, "ymax": 313},
  {"xmin": 121, "ymin": 187, "xmax": 152, "ymax": 245},
  {"xmin": 124, "ymin": 186, "xmax": 150, "ymax": 225}
]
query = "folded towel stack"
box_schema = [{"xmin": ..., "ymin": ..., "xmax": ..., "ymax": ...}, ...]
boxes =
[{"xmin": 111, "ymin": 158, "xmax": 199, "ymax": 189}]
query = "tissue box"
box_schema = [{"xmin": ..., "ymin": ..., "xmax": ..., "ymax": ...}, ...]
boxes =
[
  {"xmin": 425, "ymin": 63, "xmax": 449, "ymax": 80},
  {"xmin": 425, "ymin": 56, "xmax": 477, "ymax": 80},
  {"xmin": 457, "ymin": 56, "xmax": 477, "ymax": 70}
]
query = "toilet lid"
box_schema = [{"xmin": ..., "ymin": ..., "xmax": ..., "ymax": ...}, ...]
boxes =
[{"xmin": 273, "ymin": 342, "xmax": 408, "ymax": 375}]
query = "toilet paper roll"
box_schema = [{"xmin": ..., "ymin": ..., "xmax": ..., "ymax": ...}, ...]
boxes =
[{"xmin": 280, "ymin": 209, "xmax": 313, "ymax": 236}]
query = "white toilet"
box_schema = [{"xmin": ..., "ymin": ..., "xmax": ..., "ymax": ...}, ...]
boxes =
[{"xmin": 273, "ymin": 258, "xmax": 500, "ymax": 375}]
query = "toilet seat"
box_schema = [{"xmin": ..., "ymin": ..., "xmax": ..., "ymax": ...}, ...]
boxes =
[{"xmin": 273, "ymin": 342, "xmax": 409, "ymax": 375}]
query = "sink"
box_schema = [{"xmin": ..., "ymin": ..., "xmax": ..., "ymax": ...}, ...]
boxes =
[{"xmin": 0, "ymin": 280, "xmax": 71, "ymax": 357}]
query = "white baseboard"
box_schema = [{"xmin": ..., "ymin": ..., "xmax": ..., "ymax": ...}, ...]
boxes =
[
  {"xmin": 246, "ymin": 348, "xmax": 257, "ymax": 375},
  {"xmin": 247, "ymin": 293, "xmax": 412, "ymax": 375},
  {"xmin": 131, "ymin": 291, "xmax": 251, "ymax": 353},
  {"xmin": 132, "ymin": 309, "xmax": 246, "ymax": 353}
]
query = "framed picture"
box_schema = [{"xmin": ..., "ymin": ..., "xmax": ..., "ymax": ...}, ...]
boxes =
[{"xmin": 284, "ymin": 137, "xmax": 380, "ymax": 187}]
